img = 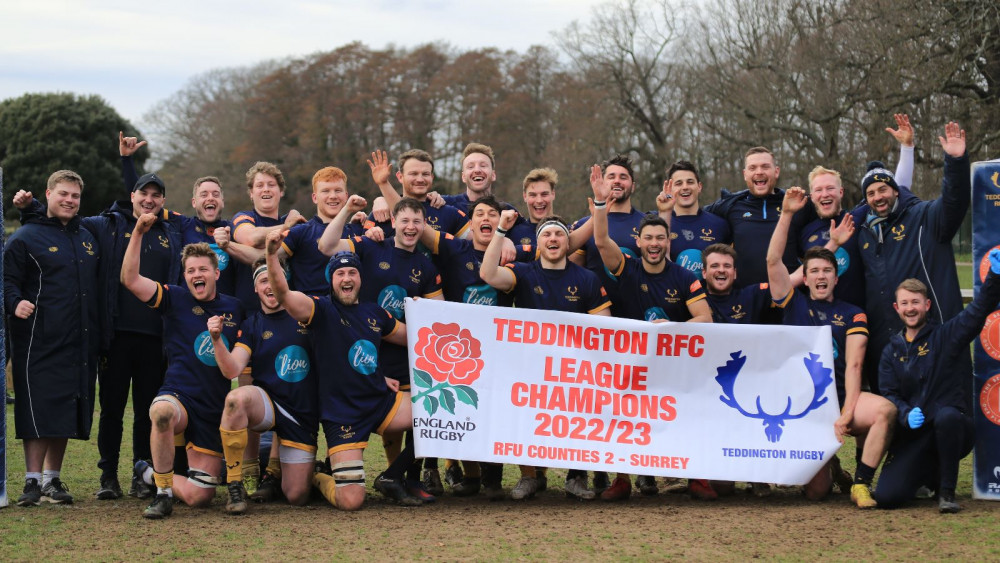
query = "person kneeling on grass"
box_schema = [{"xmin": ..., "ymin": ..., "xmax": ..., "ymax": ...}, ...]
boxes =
[
  {"xmin": 873, "ymin": 249, "xmax": 1000, "ymax": 513},
  {"xmin": 266, "ymin": 229, "xmax": 424, "ymax": 509},
  {"xmin": 122, "ymin": 215, "xmax": 244, "ymax": 519},
  {"xmin": 209, "ymin": 258, "xmax": 319, "ymax": 514}
]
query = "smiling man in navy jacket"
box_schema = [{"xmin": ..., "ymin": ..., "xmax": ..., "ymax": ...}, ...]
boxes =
[{"xmin": 874, "ymin": 249, "xmax": 1000, "ymax": 513}]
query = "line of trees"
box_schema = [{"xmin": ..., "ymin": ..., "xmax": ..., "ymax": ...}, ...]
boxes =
[{"xmin": 139, "ymin": 0, "xmax": 998, "ymax": 220}]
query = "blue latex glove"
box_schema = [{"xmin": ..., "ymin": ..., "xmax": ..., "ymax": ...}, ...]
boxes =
[
  {"xmin": 990, "ymin": 248, "xmax": 1000, "ymax": 275},
  {"xmin": 907, "ymin": 407, "xmax": 925, "ymax": 429}
]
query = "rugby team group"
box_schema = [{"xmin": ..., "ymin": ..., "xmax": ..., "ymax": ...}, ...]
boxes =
[{"xmin": 6, "ymin": 114, "xmax": 1000, "ymax": 519}]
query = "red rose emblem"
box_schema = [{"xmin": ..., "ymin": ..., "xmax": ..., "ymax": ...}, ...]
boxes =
[{"xmin": 414, "ymin": 322, "xmax": 484, "ymax": 386}]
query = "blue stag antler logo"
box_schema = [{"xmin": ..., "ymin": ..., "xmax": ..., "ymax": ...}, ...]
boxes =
[{"xmin": 715, "ymin": 351, "xmax": 833, "ymax": 443}]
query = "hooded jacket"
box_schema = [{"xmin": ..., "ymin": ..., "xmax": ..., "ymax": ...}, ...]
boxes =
[{"xmin": 857, "ymin": 153, "xmax": 970, "ymax": 379}]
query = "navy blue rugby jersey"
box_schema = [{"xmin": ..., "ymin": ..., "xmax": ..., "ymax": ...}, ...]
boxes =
[
  {"xmin": 504, "ymin": 260, "xmax": 610, "ymax": 315},
  {"xmin": 231, "ymin": 210, "xmax": 284, "ymax": 313},
  {"xmin": 669, "ymin": 210, "xmax": 731, "ymax": 280},
  {"xmin": 148, "ymin": 283, "xmax": 244, "ymax": 415},
  {"xmin": 235, "ymin": 309, "xmax": 318, "ymax": 431},
  {"xmin": 775, "ymin": 289, "xmax": 868, "ymax": 400},
  {"xmin": 282, "ymin": 216, "xmax": 363, "ymax": 296},
  {"xmin": 799, "ymin": 213, "xmax": 865, "ymax": 308},
  {"xmin": 607, "ymin": 255, "xmax": 706, "ymax": 322},
  {"xmin": 305, "ymin": 297, "xmax": 399, "ymax": 423},
  {"xmin": 706, "ymin": 283, "xmax": 773, "ymax": 324},
  {"xmin": 427, "ymin": 230, "xmax": 533, "ymax": 306},
  {"xmin": 348, "ymin": 236, "xmax": 441, "ymax": 379}
]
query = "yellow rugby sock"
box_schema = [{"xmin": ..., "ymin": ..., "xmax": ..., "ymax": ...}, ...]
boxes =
[
  {"xmin": 153, "ymin": 471, "xmax": 174, "ymax": 492},
  {"xmin": 219, "ymin": 427, "xmax": 248, "ymax": 483},
  {"xmin": 382, "ymin": 431, "xmax": 403, "ymax": 465},
  {"xmin": 313, "ymin": 472, "xmax": 338, "ymax": 507},
  {"xmin": 266, "ymin": 456, "xmax": 282, "ymax": 479}
]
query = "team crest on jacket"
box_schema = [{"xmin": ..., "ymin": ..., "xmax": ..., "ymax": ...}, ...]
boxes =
[
  {"xmin": 48, "ymin": 246, "xmax": 58, "ymax": 252},
  {"xmin": 891, "ymin": 224, "xmax": 906, "ymax": 241},
  {"xmin": 192, "ymin": 306, "xmax": 205, "ymax": 316},
  {"xmin": 158, "ymin": 235, "xmax": 170, "ymax": 248},
  {"xmin": 82, "ymin": 242, "xmax": 95, "ymax": 255}
]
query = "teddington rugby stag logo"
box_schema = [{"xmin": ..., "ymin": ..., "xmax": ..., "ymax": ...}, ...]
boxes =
[
  {"xmin": 715, "ymin": 351, "xmax": 832, "ymax": 442},
  {"xmin": 411, "ymin": 322, "xmax": 483, "ymax": 415}
]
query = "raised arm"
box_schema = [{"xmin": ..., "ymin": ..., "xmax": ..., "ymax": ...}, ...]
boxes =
[
  {"xmin": 767, "ymin": 187, "xmax": 807, "ymax": 302},
  {"xmin": 884, "ymin": 114, "xmax": 914, "ymax": 189},
  {"xmin": 931, "ymin": 121, "xmax": 970, "ymax": 242},
  {"xmin": 480, "ymin": 209, "xmax": 518, "ymax": 292},
  {"xmin": 590, "ymin": 164, "xmax": 625, "ymax": 274},
  {"xmin": 119, "ymin": 130, "xmax": 146, "ymax": 194},
  {"xmin": 317, "ymin": 194, "xmax": 367, "ymax": 255},
  {"xmin": 656, "ymin": 182, "xmax": 675, "ymax": 229},
  {"xmin": 208, "ymin": 315, "xmax": 249, "ymax": 380},
  {"xmin": 120, "ymin": 213, "xmax": 160, "ymax": 302},
  {"xmin": 368, "ymin": 150, "xmax": 402, "ymax": 211},
  {"xmin": 266, "ymin": 229, "xmax": 314, "ymax": 322}
]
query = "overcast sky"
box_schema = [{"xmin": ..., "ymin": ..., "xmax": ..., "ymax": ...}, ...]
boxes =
[{"xmin": 1, "ymin": 0, "xmax": 607, "ymax": 125}]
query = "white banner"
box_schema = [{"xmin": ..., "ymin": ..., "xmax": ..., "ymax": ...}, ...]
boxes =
[{"xmin": 404, "ymin": 299, "xmax": 841, "ymax": 485}]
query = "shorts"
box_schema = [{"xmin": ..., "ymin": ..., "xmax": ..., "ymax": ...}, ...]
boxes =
[
  {"xmin": 322, "ymin": 391, "xmax": 403, "ymax": 457},
  {"xmin": 152, "ymin": 391, "xmax": 223, "ymax": 457},
  {"xmin": 247, "ymin": 386, "xmax": 318, "ymax": 462}
]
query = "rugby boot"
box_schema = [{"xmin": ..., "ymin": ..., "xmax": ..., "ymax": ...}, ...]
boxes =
[
  {"xmin": 510, "ymin": 477, "xmax": 538, "ymax": 500},
  {"xmin": 406, "ymin": 480, "xmax": 437, "ymax": 503},
  {"xmin": 17, "ymin": 478, "xmax": 42, "ymax": 507},
  {"xmin": 938, "ymin": 490, "xmax": 961, "ymax": 514},
  {"xmin": 850, "ymin": 484, "xmax": 877, "ymax": 509},
  {"xmin": 452, "ymin": 477, "xmax": 482, "ymax": 497},
  {"xmin": 483, "ymin": 480, "xmax": 505, "ymax": 501},
  {"xmin": 422, "ymin": 467, "xmax": 445, "ymax": 496},
  {"xmin": 250, "ymin": 472, "xmax": 281, "ymax": 503},
  {"xmin": 749, "ymin": 482, "xmax": 772, "ymax": 497},
  {"xmin": 41, "ymin": 478, "xmax": 73, "ymax": 504},
  {"xmin": 225, "ymin": 481, "xmax": 249, "ymax": 515},
  {"xmin": 96, "ymin": 475, "xmax": 123, "ymax": 500},
  {"xmin": 688, "ymin": 479, "xmax": 718, "ymax": 500},
  {"xmin": 592, "ymin": 471, "xmax": 610, "ymax": 495},
  {"xmin": 536, "ymin": 472, "xmax": 548, "ymax": 492},
  {"xmin": 600, "ymin": 476, "xmax": 632, "ymax": 501},
  {"xmin": 374, "ymin": 473, "xmax": 423, "ymax": 506},
  {"xmin": 143, "ymin": 493, "xmax": 174, "ymax": 519},
  {"xmin": 635, "ymin": 475, "xmax": 659, "ymax": 496},
  {"xmin": 131, "ymin": 460, "xmax": 155, "ymax": 499},
  {"xmin": 242, "ymin": 473, "xmax": 259, "ymax": 497},
  {"xmin": 830, "ymin": 456, "xmax": 853, "ymax": 494},
  {"xmin": 663, "ymin": 476, "xmax": 689, "ymax": 493},
  {"xmin": 564, "ymin": 476, "xmax": 596, "ymax": 500},
  {"xmin": 443, "ymin": 463, "xmax": 463, "ymax": 488}
]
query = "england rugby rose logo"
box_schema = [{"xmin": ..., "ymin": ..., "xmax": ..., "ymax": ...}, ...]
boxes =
[{"xmin": 411, "ymin": 322, "xmax": 482, "ymax": 414}]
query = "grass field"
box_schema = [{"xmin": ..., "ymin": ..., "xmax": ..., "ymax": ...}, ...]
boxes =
[
  {"xmin": 0, "ymin": 256, "xmax": 992, "ymax": 560},
  {"xmin": 3, "ymin": 396, "xmax": 1000, "ymax": 561}
]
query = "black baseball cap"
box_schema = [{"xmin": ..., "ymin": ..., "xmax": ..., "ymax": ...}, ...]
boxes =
[{"xmin": 134, "ymin": 173, "xmax": 166, "ymax": 194}]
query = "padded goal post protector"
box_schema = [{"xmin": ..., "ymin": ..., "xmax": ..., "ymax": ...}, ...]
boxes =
[
  {"xmin": 972, "ymin": 159, "xmax": 1000, "ymax": 500},
  {"xmin": 1, "ymin": 168, "xmax": 7, "ymax": 508}
]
